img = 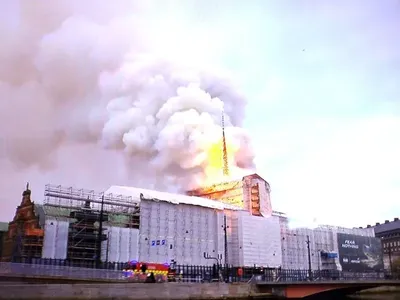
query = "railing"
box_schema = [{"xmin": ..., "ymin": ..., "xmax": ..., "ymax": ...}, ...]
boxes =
[
  {"xmin": 11, "ymin": 257, "xmax": 127, "ymax": 270},
  {"xmin": 0, "ymin": 262, "xmax": 124, "ymax": 280},
  {"xmin": 1, "ymin": 258, "xmax": 398, "ymax": 283}
]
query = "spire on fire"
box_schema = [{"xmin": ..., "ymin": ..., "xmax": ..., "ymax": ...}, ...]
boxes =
[{"xmin": 221, "ymin": 111, "xmax": 230, "ymax": 177}]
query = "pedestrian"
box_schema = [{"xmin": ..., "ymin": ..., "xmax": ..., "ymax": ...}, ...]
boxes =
[{"xmin": 237, "ymin": 267, "xmax": 243, "ymax": 281}]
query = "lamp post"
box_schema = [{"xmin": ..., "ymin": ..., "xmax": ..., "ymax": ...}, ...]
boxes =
[
  {"xmin": 306, "ymin": 235, "xmax": 313, "ymax": 280},
  {"xmin": 96, "ymin": 195, "xmax": 105, "ymax": 269},
  {"xmin": 222, "ymin": 215, "xmax": 229, "ymax": 265},
  {"xmin": 222, "ymin": 214, "xmax": 230, "ymax": 283},
  {"xmin": 105, "ymin": 231, "xmax": 110, "ymax": 263}
]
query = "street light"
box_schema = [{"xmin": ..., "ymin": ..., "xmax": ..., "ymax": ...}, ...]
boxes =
[
  {"xmin": 96, "ymin": 195, "xmax": 105, "ymax": 269},
  {"xmin": 306, "ymin": 235, "xmax": 313, "ymax": 281},
  {"xmin": 222, "ymin": 215, "xmax": 229, "ymax": 265}
]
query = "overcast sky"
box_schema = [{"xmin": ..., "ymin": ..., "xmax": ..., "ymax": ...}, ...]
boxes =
[
  {"xmin": 174, "ymin": 0, "xmax": 400, "ymax": 227},
  {"xmin": 0, "ymin": 0, "xmax": 399, "ymax": 228}
]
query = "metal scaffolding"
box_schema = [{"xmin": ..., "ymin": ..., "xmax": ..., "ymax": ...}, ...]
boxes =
[
  {"xmin": 43, "ymin": 184, "xmax": 140, "ymax": 228},
  {"xmin": 41, "ymin": 184, "xmax": 141, "ymax": 265}
]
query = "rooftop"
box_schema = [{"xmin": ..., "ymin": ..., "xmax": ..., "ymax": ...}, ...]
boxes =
[
  {"xmin": 366, "ymin": 218, "xmax": 400, "ymax": 234},
  {"xmin": 105, "ymin": 185, "xmax": 244, "ymax": 211}
]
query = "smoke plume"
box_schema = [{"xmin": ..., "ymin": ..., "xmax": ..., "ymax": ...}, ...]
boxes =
[{"xmin": 0, "ymin": 0, "xmax": 255, "ymax": 219}]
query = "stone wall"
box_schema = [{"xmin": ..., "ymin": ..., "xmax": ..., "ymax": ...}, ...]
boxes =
[{"xmin": 1, "ymin": 282, "xmax": 254, "ymax": 300}]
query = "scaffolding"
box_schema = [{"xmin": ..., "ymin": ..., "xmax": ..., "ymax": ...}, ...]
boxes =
[
  {"xmin": 42, "ymin": 184, "xmax": 141, "ymax": 264},
  {"xmin": 67, "ymin": 201, "xmax": 108, "ymax": 262},
  {"xmin": 20, "ymin": 235, "xmax": 44, "ymax": 258},
  {"xmin": 43, "ymin": 184, "xmax": 140, "ymax": 228}
]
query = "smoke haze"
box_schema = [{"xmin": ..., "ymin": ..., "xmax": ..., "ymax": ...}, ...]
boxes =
[{"xmin": 0, "ymin": 0, "xmax": 255, "ymax": 221}]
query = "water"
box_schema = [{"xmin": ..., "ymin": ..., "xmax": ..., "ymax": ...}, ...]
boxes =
[{"xmin": 349, "ymin": 293, "xmax": 400, "ymax": 300}]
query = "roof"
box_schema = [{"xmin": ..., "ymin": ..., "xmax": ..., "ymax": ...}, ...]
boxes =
[
  {"xmin": 105, "ymin": 185, "xmax": 244, "ymax": 211},
  {"xmin": 371, "ymin": 219, "xmax": 400, "ymax": 234},
  {"xmin": 243, "ymin": 173, "xmax": 266, "ymax": 182},
  {"xmin": 0, "ymin": 222, "xmax": 8, "ymax": 232},
  {"xmin": 34, "ymin": 204, "xmax": 139, "ymax": 227}
]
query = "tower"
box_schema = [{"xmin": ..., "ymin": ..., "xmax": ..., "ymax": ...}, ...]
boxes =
[{"xmin": 221, "ymin": 111, "xmax": 230, "ymax": 177}]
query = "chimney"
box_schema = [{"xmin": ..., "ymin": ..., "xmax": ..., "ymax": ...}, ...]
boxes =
[
  {"xmin": 376, "ymin": 222, "xmax": 380, "ymax": 226},
  {"xmin": 385, "ymin": 220, "xmax": 389, "ymax": 224},
  {"xmin": 367, "ymin": 225, "xmax": 371, "ymax": 228},
  {"xmin": 394, "ymin": 218, "xmax": 399, "ymax": 221}
]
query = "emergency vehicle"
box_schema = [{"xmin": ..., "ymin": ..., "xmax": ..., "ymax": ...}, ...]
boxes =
[{"xmin": 122, "ymin": 260, "xmax": 178, "ymax": 282}]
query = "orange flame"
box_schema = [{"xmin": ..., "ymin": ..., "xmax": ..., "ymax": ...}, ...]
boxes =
[{"xmin": 202, "ymin": 139, "xmax": 241, "ymax": 186}]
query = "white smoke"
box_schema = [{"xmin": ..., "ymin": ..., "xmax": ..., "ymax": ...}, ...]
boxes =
[{"xmin": 0, "ymin": 0, "xmax": 255, "ymax": 219}]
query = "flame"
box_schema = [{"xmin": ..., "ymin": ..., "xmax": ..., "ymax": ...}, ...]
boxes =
[{"xmin": 202, "ymin": 140, "xmax": 240, "ymax": 186}]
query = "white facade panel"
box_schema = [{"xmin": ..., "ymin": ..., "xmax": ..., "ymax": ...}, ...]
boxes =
[
  {"xmin": 119, "ymin": 228, "xmax": 130, "ymax": 262},
  {"xmin": 138, "ymin": 199, "xmax": 223, "ymax": 266},
  {"xmin": 102, "ymin": 226, "xmax": 139, "ymax": 262},
  {"xmin": 55, "ymin": 221, "xmax": 69, "ymax": 259},
  {"xmin": 108, "ymin": 227, "xmax": 120, "ymax": 262},
  {"xmin": 226, "ymin": 211, "xmax": 241, "ymax": 266},
  {"xmin": 43, "ymin": 220, "xmax": 69, "ymax": 259},
  {"xmin": 238, "ymin": 212, "xmax": 282, "ymax": 267},
  {"xmin": 42, "ymin": 220, "xmax": 56, "ymax": 258}
]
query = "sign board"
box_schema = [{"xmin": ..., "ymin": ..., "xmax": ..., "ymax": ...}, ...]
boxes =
[
  {"xmin": 151, "ymin": 239, "xmax": 166, "ymax": 246},
  {"xmin": 337, "ymin": 233, "xmax": 384, "ymax": 272}
]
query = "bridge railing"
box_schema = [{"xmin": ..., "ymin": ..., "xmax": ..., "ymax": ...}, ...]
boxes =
[
  {"xmin": 0, "ymin": 262, "xmax": 124, "ymax": 280},
  {"xmin": 1, "ymin": 259, "xmax": 398, "ymax": 283},
  {"xmin": 221, "ymin": 268, "xmax": 391, "ymax": 283}
]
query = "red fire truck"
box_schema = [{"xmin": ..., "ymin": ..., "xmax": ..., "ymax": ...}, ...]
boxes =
[{"xmin": 122, "ymin": 260, "xmax": 177, "ymax": 282}]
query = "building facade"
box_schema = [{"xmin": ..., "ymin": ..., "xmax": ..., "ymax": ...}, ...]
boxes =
[
  {"xmin": 366, "ymin": 218, "xmax": 400, "ymax": 271},
  {"xmin": 1, "ymin": 178, "xmax": 385, "ymax": 272},
  {"xmin": 1, "ymin": 186, "xmax": 44, "ymax": 262},
  {"xmin": 0, "ymin": 222, "xmax": 8, "ymax": 259},
  {"xmin": 187, "ymin": 173, "xmax": 273, "ymax": 217}
]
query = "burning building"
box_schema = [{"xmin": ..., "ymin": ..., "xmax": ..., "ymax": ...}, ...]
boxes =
[
  {"xmin": 187, "ymin": 173, "xmax": 273, "ymax": 217},
  {"xmin": 1, "ymin": 174, "xmax": 382, "ymax": 271}
]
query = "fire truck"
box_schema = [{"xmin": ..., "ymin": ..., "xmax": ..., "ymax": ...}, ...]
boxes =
[{"xmin": 122, "ymin": 260, "xmax": 178, "ymax": 282}]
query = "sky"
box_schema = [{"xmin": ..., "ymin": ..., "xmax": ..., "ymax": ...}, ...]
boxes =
[{"xmin": 0, "ymin": 0, "xmax": 399, "ymax": 228}]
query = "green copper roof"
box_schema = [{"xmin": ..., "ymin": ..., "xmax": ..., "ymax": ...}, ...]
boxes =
[
  {"xmin": 0, "ymin": 222, "xmax": 9, "ymax": 232},
  {"xmin": 33, "ymin": 204, "xmax": 136, "ymax": 227}
]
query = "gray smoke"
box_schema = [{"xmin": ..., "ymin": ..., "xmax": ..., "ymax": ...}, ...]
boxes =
[{"xmin": 0, "ymin": 0, "xmax": 255, "ymax": 219}]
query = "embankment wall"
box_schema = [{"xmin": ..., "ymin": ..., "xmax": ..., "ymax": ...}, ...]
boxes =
[{"xmin": 0, "ymin": 282, "xmax": 256, "ymax": 300}]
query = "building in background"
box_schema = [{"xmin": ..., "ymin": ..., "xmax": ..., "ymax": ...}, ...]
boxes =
[
  {"xmin": 1, "ymin": 175, "xmax": 383, "ymax": 271},
  {"xmin": 278, "ymin": 217, "xmax": 382, "ymax": 272},
  {"xmin": 1, "ymin": 186, "xmax": 44, "ymax": 262},
  {"xmin": 0, "ymin": 222, "xmax": 8, "ymax": 259},
  {"xmin": 366, "ymin": 218, "xmax": 400, "ymax": 271}
]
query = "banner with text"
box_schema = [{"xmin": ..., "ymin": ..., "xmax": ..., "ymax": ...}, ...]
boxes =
[{"xmin": 337, "ymin": 233, "xmax": 384, "ymax": 272}]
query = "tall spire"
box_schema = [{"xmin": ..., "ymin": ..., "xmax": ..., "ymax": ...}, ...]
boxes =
[
  {"xmin": 221, "ymin": 110, "xmax": 230, "ymax": 177},
  {"xmin": 22, "ymin": 182, "xmax": 31, "ymax": 197}
]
